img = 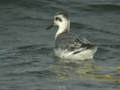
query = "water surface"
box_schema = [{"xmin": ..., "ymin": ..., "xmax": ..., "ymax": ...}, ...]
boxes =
[{"xmin": 0, "ymin": 0, "xmax": 120, "ymax": 90}]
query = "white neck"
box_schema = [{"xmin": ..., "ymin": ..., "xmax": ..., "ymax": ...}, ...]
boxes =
[{"xmin": 55, "ymin": 21, "xmax": 70, "ymax": 39}]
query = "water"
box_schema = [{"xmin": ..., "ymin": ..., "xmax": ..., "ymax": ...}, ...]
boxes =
[{"xmin": 0, "ymin": 0, "xmax": 120, "ymax": 90}]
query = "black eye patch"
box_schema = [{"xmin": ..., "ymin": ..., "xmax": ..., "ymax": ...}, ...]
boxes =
[{"xmin": 55, "ymin": 17, "xmax": 62, "ymax": 22}]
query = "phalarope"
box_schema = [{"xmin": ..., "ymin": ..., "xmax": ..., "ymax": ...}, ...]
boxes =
[{"xmin": 47, "ymin": 12, "xmax": 97, "ymax": 60}]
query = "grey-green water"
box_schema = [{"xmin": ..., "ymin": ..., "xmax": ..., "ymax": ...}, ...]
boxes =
[{"xmin": 0, "ymin": 0, "xmax": 120, "ymax": 90}]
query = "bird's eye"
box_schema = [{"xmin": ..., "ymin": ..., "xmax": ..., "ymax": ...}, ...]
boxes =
[{"xmin": 55, "ymin": 17, "xmax": 62, "ymax": 22}]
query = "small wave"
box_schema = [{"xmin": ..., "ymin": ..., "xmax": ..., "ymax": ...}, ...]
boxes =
[
  {"xmin": 71, "ymin": 22, "xmax": 87, "ymax": 29},
  {"xmin": 87, "ymin": 27, "xmax": 120, "ymax": 36},
  {"xmin": 88, "ymin": 4, "xmax": 120, "ymax": 11},
  {"xmin": 0, "ymin": 44, "xmax": 53, "ymax": 61},
  {"xmin": 16, "ymin": 44, "xmax": 52, "ymax": 53}
]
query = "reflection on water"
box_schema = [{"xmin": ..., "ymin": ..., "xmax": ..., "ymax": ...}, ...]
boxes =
[{"xmin": 51, "ymin": 58, "xmax": 120, "ymax": 83}]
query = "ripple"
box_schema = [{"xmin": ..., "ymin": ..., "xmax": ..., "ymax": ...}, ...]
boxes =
[
  {"xmin": 88, "ymin": 4, "xmax": 120, "ymax": 11},
  {"xmin": 15, "ymin": 44, "xmax": 53, "ymax": 55}
]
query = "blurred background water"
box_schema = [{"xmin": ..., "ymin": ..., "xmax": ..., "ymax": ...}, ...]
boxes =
[{"xmin": 0, "ymin": 0, "xmax": 120, "ymax": 90}]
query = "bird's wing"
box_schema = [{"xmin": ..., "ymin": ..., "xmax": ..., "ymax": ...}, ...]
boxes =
[{"xmin": 55, "ymin": 32, "xmax": 95, "ymax": 52}]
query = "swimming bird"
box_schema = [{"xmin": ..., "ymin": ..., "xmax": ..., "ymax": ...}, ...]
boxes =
[{"xmin": 47, "ymin": 12, "xmax": 97, "ymax": 60}]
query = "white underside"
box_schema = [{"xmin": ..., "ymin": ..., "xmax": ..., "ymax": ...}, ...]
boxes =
[{"xmin": 54, "ymin": 47, "xmax": 97, "ymax": 60}]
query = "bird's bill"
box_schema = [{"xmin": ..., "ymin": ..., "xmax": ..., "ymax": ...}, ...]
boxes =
[{"xmin": 46, "ymin": 23, "xmax": 57, "ymax": 30}]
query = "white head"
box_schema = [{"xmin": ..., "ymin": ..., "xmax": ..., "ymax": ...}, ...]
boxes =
[{"xmin": 47, "ymin": 12, "xmax": 70, "ymax": 39}]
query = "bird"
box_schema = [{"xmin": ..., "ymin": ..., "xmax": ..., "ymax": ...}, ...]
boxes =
[{"xmin": 47, "ymin": 12, "xmax": 97, "ymax": 60}]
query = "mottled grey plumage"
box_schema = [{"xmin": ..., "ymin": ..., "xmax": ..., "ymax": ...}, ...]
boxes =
[{"xmin": 55, "ymin": 31, "xmax": 96, "ymax": 54}]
